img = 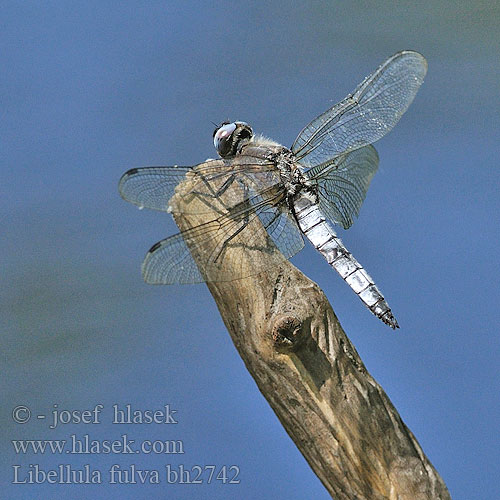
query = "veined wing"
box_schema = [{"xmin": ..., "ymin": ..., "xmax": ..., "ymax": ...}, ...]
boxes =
[
  {"xmin": 292, "ymin": 50, "xmax": 427, "ymax": 166},
  {"xmin": 119, "ymin": 157, "xmax": 279, "ymax": 215},
  {"xmin": 119, "ymin": 164, "xmax": 194, "ymax": 211},
  {"xmin": 305, "ymin": 145, "xmax": 379, "ymax": 229},
  {"xmin": 142, "ymin": 187, "xmax": 304, "ymax": 284}
]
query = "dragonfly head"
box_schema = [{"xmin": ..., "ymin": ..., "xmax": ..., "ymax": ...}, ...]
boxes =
[{"xmin": 213, "ymin": 121, "xmax": 253, "ymax": 158}]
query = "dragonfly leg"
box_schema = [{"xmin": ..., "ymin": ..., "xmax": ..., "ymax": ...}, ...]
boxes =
[
  {"xmin": 184, "ymin": 172, "xmax": 239, "ymax": 215},
  {"xmin": 212, "ymin": 220, "xmax": 248, "ymax": 264},
  {"xmin": 211, "ymin": 181, "xmax": 251, "ymax": 263}
]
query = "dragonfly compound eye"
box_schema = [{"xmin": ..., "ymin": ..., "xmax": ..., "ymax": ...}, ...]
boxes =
[
  {"xmin": 213, "ymin": 122, "xmax": 237, "ymax": 157},
  {"xmin": 213, "ymin": 121, "xmax": 253, "ymax": 158}
]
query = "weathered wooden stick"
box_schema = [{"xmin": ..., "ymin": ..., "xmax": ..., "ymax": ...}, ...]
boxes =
[{"xmin": 171, "ymin": 178, "xmax": 451, "ymax": 499}]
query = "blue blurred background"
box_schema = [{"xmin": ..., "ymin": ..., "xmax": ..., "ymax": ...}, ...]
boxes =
[{"xmin": 2, "ymin": 1, "xmax": 499, "ymax": 499}]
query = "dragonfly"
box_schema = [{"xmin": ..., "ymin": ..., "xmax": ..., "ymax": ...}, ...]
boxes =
[{"xmin": 119, "ymin": 50, "xmax": 427, "ymax": 329}]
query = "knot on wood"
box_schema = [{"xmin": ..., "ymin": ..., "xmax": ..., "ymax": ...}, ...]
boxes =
[{"xmin": 271, "ymin": 315, "xmax": 305, "ymax": 351}]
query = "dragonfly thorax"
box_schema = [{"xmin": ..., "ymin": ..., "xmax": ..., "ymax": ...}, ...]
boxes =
[{"xmin": 271, "ymin": 148, "xmax": 315, "ymax": 198}]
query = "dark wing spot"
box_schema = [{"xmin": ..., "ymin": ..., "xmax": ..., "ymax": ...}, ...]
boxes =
[
  {"xmin": 148, "ymin": 241, "xmax": 163, "ymax": 253},
  {"xmin": 122, "ymin": 167, "xmax": 139, "ymax": 178}
]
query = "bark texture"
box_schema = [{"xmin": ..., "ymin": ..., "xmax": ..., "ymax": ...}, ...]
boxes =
[{"xmin": 171, "ymin": 177, "xmax": 451, "ymax": 500}]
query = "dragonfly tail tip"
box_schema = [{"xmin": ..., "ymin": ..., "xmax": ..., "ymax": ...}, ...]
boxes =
[{"xmin": 382, "ymin": 311, "xmax": 400, "ymax": 330}]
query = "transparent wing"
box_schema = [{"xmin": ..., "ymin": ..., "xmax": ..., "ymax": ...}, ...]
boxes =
[
  {"xmin": 119, "ymin": 157, "xmax": 278, "ymax": 214},
  {"xmin": 143, "ymin": 232, "xmax": 205, "ymax": 284},
  {"xmin": 119, "ymin": 164, "xmax": 194, "ymax": 211},
  {"xmin": 142, "ymin": 190, "xmax": 304, "ymax": 284},
  {"xmin": 251, "ymin": 191, "xmax": 305, "ymax": 260},
  {"xmin": 292, "ymin": 50, "xmax": 427, "ymax": 166},
  {"xmin": 305, "ymin": 145, "xmax": 379, "ymax": 229}
]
